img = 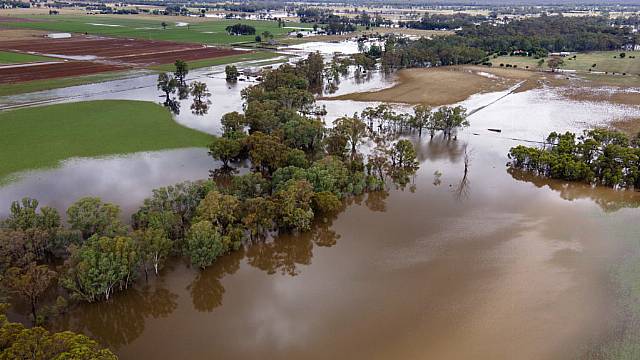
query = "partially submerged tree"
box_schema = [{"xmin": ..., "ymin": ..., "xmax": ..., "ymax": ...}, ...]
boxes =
[
  {"xmin": 66, "ymin": 197, "xmax": 126, "ymax": 239},
  {"xmin": 225, "ymin": 65, "xmax": 240, "ymax": 82},
  {"xmin": 157, "ymin": 72, "xmax": 180, "ymax": 114},
  {"xmin": 190, "ymin": 81, "xmax": 211, "ymax": 115},
  {"xmin": 333, "ymin": 115, "xmax": 368, "ymax": 156},
  {"xmin": 133, "ymin": 228, "xmax": 172, "ymax": 279},
  {"xmin": 0, "ymin": 313, "xmax": 117, "ymax": 359},
  {"xmin": 62, "ymin": 235, "xmax": 139, "ymax": 302},
  {"xmin": 208, "ymin": 135, "xmax": 243, "ymax": 168},
  {"xmin": 6, "ymin": 262, "xmax": 56, "ymax": 324}
]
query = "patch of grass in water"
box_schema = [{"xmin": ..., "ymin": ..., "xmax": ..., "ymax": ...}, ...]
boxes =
[{"xmin": 0, "ymin": 100, "xmax": 211, "ymax": 182}]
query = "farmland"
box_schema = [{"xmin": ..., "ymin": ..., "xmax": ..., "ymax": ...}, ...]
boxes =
[
  {"xmin": 491, "ymin": 51, "xmax": 640, "ymax": 75},
  {"xmin": 0, "ymin": 36, "xmax": 243, "ymax": 83},
  {"xmin": 0, "ymin": 50, "xmax": 56, "ymax": 64},
  {"xmin": 0, "ymin": 15, "xmax": 303, "ymax": 45},
  {"xmin": 0, "ymin": 100, "xmax": 211, "ymax": 181}
]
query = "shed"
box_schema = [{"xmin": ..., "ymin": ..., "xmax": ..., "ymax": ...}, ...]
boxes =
[{"xmin": 46, "ymin": 33, "xmax": 72, "ymax": 39}]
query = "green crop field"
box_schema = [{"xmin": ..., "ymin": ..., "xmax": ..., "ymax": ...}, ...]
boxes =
[
  {"xmin": 0, "ymin": 15, "xmax": 302, "ymax": 45},
  {"xmin": 491, "ymin": 51, "xmax": 640, "ymax": 75},
  {"xmin": 149, "ymin": 50, "xmax": 284, "ymax": 71},
  {"xmin": 0, "ymin": 100, "xmax": 211, "ymax": 181},
  {"xmin": 0, "ymin": 51, "xmax": 57, "ymax": 64}
]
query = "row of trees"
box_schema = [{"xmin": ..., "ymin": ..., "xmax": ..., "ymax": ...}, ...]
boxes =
[
  {"xmin": 508, "ymin": 129, "xmax": 640, "ymax": 188},
  {"xmin": 296, "ymin": 7, "xmax": 359, "ymax": 34},
  {"xmin": 400, "ymin": 13, "xmax": 487, "ymax": 31}
]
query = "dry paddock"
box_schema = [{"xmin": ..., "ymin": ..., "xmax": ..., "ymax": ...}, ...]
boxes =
[{"xmin": 0, "ymin": 35, "xmax": 242, "ymax": 83}]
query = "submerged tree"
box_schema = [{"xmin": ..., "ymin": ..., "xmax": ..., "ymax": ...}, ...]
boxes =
[
  {"xmin": 133, "ymin": 228, "xmax": 172, "ymax": 279},
  {"xmin": 411, "ymin": 104, "xmax": 434, "ymax": 137},
  {"xmin": 333, "ymin": 115, "xmax": 368, "ymax": 156},
  {"xmin": 66, "ymin": 197, "xmax": 126, "ymax": 239},
  {"xmin": 62, "ymin": 235, "xmax": 139, "ymax": 302},
  {"xmin": 174, "ymin": 59, "xmax": 189, "ymax": 99},
  {"xmin": 190, "ymin": 81, "xmax": 211, "ymax": 115},
  {"xmin": 5, "ymin": 262, "xmax": 56, "ymax": 324},
  {"xmin": 225, "ymin": 65, "xmax": 239, "ymax": 82},
  {"xmin": 157, "ymin": 72, "xmax": 180, "ymax": 114},
  {"xmin": 208, "ymin": 135, "xmax": 243, "ymax": 168},
  {"xmin": 0, "ymin": 312, "xmax": 117, "ymax": 359}
]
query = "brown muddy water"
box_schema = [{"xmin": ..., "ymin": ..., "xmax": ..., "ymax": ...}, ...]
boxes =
[
  {"xmin": 3, "ymin": 63, "xmax": 640, "ymax": 358},
  {"xmin": 47, "ymin": 130, "xmax": 640, "ymax": 360}
]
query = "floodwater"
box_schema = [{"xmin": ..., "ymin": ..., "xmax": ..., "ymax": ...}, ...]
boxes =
[
  {"xmin": 3, "ymin": 43, "xmax": 640, "ymax": 359},
  {"xmin": 50, "ymin": 129, "xmax": 640, "ymax": 360}
]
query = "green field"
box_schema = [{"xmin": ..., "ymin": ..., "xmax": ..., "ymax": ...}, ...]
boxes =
[
  {"xmin": 491, "ymin": 51, "xmax": 640, "ymax": 75},
  {"xmin": 149, "ymin": 50, "xmax": 283, "ymax": 71},
  {"xmin": 0, "ymin": 15, "xmax": 302, "ymax": 45},
  {"xmin": 0, "ymin": 100, "xmax": 211, "ymax": 180},
  {"xmin": 0, "ymin": 51, "xmax": 56, "ymax": 64}
]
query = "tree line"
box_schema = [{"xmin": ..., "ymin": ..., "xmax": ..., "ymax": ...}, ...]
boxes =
[
  {"xmin": 399, "ymin": 13, "xmax": 487, "ymax": 31},
  {"xmin": 374, "ymin": 14, "xmax": 638, "ymax": 72},
  {"xmin": 508, "ymin": 129, "xmax": 640, "ymax": 188}
]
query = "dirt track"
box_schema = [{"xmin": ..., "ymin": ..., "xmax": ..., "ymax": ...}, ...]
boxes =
[{"xmin": 0, "ymin": 36, "xmax": 242, "ymax": 83}]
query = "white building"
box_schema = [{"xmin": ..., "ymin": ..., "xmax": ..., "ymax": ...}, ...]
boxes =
[{"xmin": 46, "ymin": 33, "xmax": 72, "ymax": 39}]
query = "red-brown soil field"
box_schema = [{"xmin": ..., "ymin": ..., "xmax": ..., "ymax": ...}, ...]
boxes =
[{"xmin": 0, "ymin": 35, "xmax": 243, "ymax": 83}]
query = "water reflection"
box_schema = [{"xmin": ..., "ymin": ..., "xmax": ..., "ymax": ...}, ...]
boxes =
[
  {"xmin": 59, "ymin": 283, "xmax": 178, "ymax": 349},
  {"xmin": 508, "ymin": 168, "xmax": 640, "ymax": 212},
  {"xmin": 0, "ymin": 148, "xmax": 213, "ymax": 219},
  {"xmin": 246, "ymin": 218, "xmax": 340, "ymax": 276},
  {"xmin": 188, "ymin": 251, "xmax": 242, "ymax": 312}
]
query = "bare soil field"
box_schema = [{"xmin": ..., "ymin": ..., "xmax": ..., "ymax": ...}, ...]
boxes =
[
  {"xmin": 0, "ymin": 61, "xmax": 127, "ymax": 84},
  {"xmin": 0, "ymin": 28, "xmax": 50, "ymax": 40},
  {"xmin": 330, "ymin": 66, "xmax": 544, "ymax": 106},
  {"xmin": 0, "ymin": 36, "xmax": 242, "ymax": 83}
]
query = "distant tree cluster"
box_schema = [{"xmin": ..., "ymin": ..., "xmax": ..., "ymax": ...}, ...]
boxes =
[
  {"xmin": 400, "ymin": 13, "xmax": 487, "ymax": 30},
  {"xmin": 380, "ymin": 35, "xmax": 486, "ymax": 72},
  {"xmin": 296, "ymin": 7, "xmax": 359, "ymax": 34},
  {"xmin": 225, "ymin": 23, "xmax": 257, "ymax": 36},
  {"xmin": 508, "ymin": 129, "xmax": 640, "ymax": 188},
  {"xmin": 373, "ymin": 14, "xmax": 636, "ymax": 73},
  {"xmin": 458, "ymin": 14, "xmax": 636, "ymax": 54}
]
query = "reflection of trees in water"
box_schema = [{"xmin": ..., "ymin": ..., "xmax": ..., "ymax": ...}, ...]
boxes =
[
  {"xmin": 188, "ymin": 250, "xmax": 242, "ymax": 312},
  {"xmin": 413, "ymin": 133, "xmax": 465, "ymax": 163},
  {"xmin": 363, "ymin": 191, "xmax": 389, "ymax": 212},
  {"xmin": 64, "ymin": 284, "xmax": 178, "ymax": 349},
  {"xmin": 246, "ymin": 219, "xmax": 340, "ymax": 276},
  {"xmin": 508, "ymin": 168, "xmax": 640, "ymax": 212},
  {"xmin": 452, "ymin": 145, "xmax": 472, "ymax": 201},
  {"xmin": 452, "ymin": 172, "xmax": 471, "ymax": 201}
]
